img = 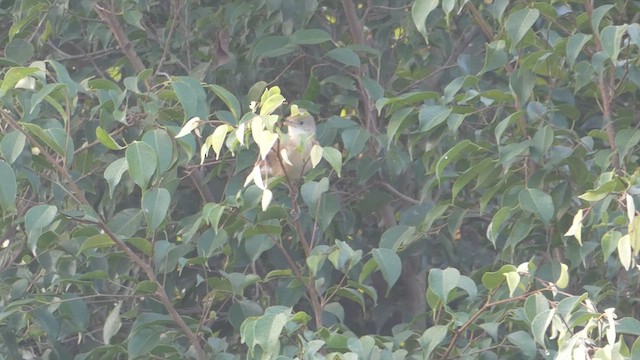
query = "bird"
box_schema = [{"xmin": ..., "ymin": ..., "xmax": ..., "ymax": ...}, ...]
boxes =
[{"xmin": 261, "ymin": 107, "xmax": 317, "ymax": 184}]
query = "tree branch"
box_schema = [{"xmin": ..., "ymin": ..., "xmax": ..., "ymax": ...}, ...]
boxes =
[{"xmin": 2, "ymin": 112, "xmax": 206, "ymax": 360}]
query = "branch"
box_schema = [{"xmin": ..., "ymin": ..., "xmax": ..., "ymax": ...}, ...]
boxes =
[
  {"xmin": 2, "ymin": 112, "xmax": 206, "ymax": 360},
  {"xmin": 584, "ymin": 0, "xmax": 619, "ymax": 170},
  {"xmin": 441, "ymin": 284, "xmax": 554, "ymax": 360},
  {"xmin": 341, "ymin": 0, "xmax": 377, "ymax": 133},
  {"xmin": 155, "ymin": 0, "xmax": 180, "ymax": 76},
  {"xmin": 94, "ymin": 2, "xmax": 152, "ymax": 90}
]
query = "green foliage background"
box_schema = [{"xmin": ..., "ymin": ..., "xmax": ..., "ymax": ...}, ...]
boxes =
[{"xmin": 1, "ymin": 0, "xmax": 640, "ymax": 358}]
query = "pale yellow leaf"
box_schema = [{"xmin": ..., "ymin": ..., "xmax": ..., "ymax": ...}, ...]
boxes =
[
  {"xmin": 261, "ymin": 188, "xmax": 273, "ymax": 210},
  {"xmin": 175, "ymin": 117, "xmax": 201, "ymax": 138},
  {"xmin": 210, "ymin": 124, "xmax": 231, "ymax": 160},
  {"xmin": 627, "ymin": 193, "xmax": 635, "ymax": 223},
  {"xmin": 280, "ymin": 148, "xmax": 293, "ymax": 166},
  {"xmin": 244, "ymin": 165, "xmax": 260, "ymax": 188},
  {"xmin": 556, "ymin": 263, "xmax": 569, "ymax": 289},
  {"xmin": 564, "ymin": 209, "xmax": 583, "ymax": 245},
  {"xmin": 310, "ymin": 144, "xmax": 323, "ymax": 168},
  {"xmin": 200, "ymin": 140, "xmax": 210, "ymax": 165},
  {"xmin": 236, "ymin": 122, "xmax": 246, "ymax": 146},
  {"xmin": 618, "ymin": 234, "xmax": 632, "ymax": 270}
]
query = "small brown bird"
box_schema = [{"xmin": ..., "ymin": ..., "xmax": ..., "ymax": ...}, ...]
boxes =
[{"xmin": 261, "ymin": 108, "xmax": 316, "ymax": 183}]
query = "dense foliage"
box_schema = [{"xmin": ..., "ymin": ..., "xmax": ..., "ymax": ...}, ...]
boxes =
[{"xmin": 1, "ymin": 0, "xmax": 640, "ymax": 358}]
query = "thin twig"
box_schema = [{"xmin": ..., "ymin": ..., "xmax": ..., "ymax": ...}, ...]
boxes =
[{"xmin": 155, "ymin": 0, "xmax": 180, "ymax": 76}]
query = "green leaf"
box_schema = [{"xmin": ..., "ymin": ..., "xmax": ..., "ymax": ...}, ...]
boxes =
[
  {"xmin": 504, "ymin": 271, "xmax": 520, "ymax": 297},
  {"xmin": 411, "ymin": 0, "xmax": 438, "ymax": 44},
  {"xmin": 252, "ymin": 308, "xmax": 290, "ymax": 355},
  {"xmin": 487, "ymin": 207, "xmax": 512, "ymax": 247},
  {"xmin": 0, "ymin": 130, "xmax": 25, "ymax": 164},
  {"xmin": 530, "ymin": 125, "xmax": 554, "ymax": 161},
  {"xmin": 386, "ymin": 107, "xmax": 413, "ymax": 148},
  {"xmin": 507, "ymin": 331, "xmax": 537, "ymax": 359},
  {"xmin": 172, "ymin": 76, "xmax": 208, "ymax": 120},
  {"xmin": 379, "ymin": 225, "xmax": 416, "ymax": 251},
  {"xmin": 103, "ymin": 157, "xmax": 128, "ymax": 198},
  {"xmin": 291, "ymin": 29, "xmax": 332, "ymax": 45},
  {"xmin": 509, "ymin": 68, "xmax": 535, "ymax": 105},
  {"xmin": 142, "ymin": 129, "xmax": 174, "ymax": 174},
  {"xmin": 202, "ymin": 203, "xmax": 225, "ymax": 231},
  {"xmin": 372, "ymin": 248, "xmax": 401, "ymax": 296},
  {"xmin": 322, "ymin": 146, "xmax": 342, "ymax": 177},
  {"xmin": 252, "ymin": 35, "xmax": 293, "ymax": 61},
  {"xmin": 418, "ymin": 325, "xmax": 448, "ymax": 358},
  {"xmin": 418, "ymin": 105, "xmax": 452, "ymax": 132},
  {"xmin": 428, "ymin": 267, "xmax": 460, "ymax": 304},
  {"xmin": 601, "ymin": 25, "xmax": 628, "ymax": 62},
  {"xmin": 566, "ymin": 33, "xmax": 592, "ymax": 68},
  {"xmin": 523, "ymin": 293, "xmax": 549, "ymax": 324},
  {"xmin": 22, "ymin": 123, "xmax": 66, "ymax": 157},
  {"xmin": 531, "ymin": 309, "xmax": 555, "ymax": 348},
  {"xmin": 126, "ymin": 141, "xmax": 157, "ymax": 189},
  {"xmin": 482, "ymin": 264, "xmax": 517, "ymax": 290},
  {"xmin": 452, "ymin": 158, "xmax": 496, "ymax": 201},
  {"xmin": 127, "ymin": 237, "xmax": 153, "ymax": 256},
  {"xmin": 0, "ymin": 161, "xmax": 17, "ymax": 212},
  {"xmin": 142, "ymin": 188, "xmax": 170, "ymax": 231},
  {"xmin": 341, "ymin": 126, "xmax": 369, "ymax": 160},
  {"xmin": 25, "ymin": 204, "xmax": 57, "ymax": 235},
  {"xmin": 123, "ymin": 8, "xmax": 144, "ymax": 29},
  {"xmin": 578, "ymin": 178, "xmax": 627, "ymax": 202},
  {"xmin": 133, "ymin": 280, "xmax": 158, "ymax": 295},
  {"xmin": 5, "ymin": 38, "xmax": 34, "ymax": 64},
  {"xmin": 480, "ymin": 40, "xmax": 508, "ymax": 74},
  {"xmin": 128, "ymin": 327, "xmax": 161, "ymax": 358},
  {"xmin": 107, "ymin": 208, "xmax": 144, "ymax": 238},
  {"xmin": 301, "ymin": 177, "xmax": 329, "ymax": 210},
  {"xmin": 0, "ymin": 66, "xmax": 39, "ymax": 96},
  {"xmin": 103, "ymin": 301, "xmax": 122, "ymax": 345},
  {"xmin": 209, "ymin": 84, "xmax": 241, "ymax": 122},
  {"xmin": 360, "ymin": 76, "xmax": 384, "ymax": 101},
  {"xmin": 96, "ymin": 126, "xmax": 124, "ymax": 150},
  {"xmin": 505, "ymin": 8, "xmax": 539, "ymax": 50},
  {"xmin": 31, "ymin": 83, "xmax": 65, "ymax": 110},
  {"xmin": 591, "ymin": 5, "xmax": 614, "ymax": 31},
  {"xmin": 80, "ymin": 234, "xmax": 114, "ymax": 253},
  {"xmin": 618, "ymin": 317, "xmax": 640, "ymax": 336},
  {"xmin": 601, "ymin": 230, "xmax": 622, "ymax": 262},
  {"xmin": 359, "ymin": 258, "xmax": 378, "ymax": 284},
  {"xmin": 518, "ymin": 188, "xmax": 554, "ymax": 225},
  {"xmin": 326, "ymin": 48, "xmax": 361, "ymax": 68},
  {"xmin": 48, "ymin": 60, "xmax": 78, "ymax": 96},
  {"xmin": 615, "ymin": 128, "xmax": 640, "ymax": 165},
  {"xmin": 435, "ymin": 140, "xmax": 476, "ymax": 182},
  {"xmin": 32, "ymin": 308, "xmax": 59, "ymax": 339},
  {"xmin": 245, "ymin": 234, "xmax": 275, "ymax": 263},
  {"xmin": 457, "ymin": 275, "xmax": 478, "ymax": 301}
]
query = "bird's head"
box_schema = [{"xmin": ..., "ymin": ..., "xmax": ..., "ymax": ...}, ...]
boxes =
[{"xmin": 284, "ymin": 107, "xmax": 316, "ymax": 138}]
